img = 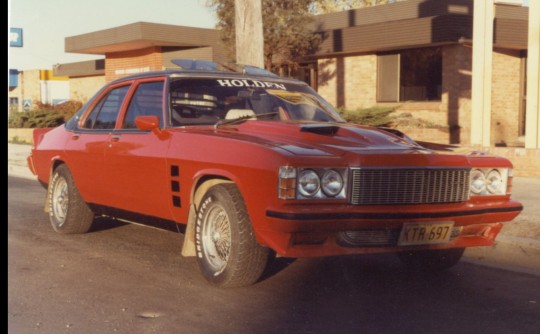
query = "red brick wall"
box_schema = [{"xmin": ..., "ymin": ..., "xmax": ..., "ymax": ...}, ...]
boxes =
[
  {"xmin": 441, "ymin": 44, "xmax": 472, "ymax": 145},
  {"xmin": 105, "ymin": 47, "xmax": 163, "ymax": 82},
  {"xmin": 317, "ymin": 54, "xmax": 377, "ymax": 109},
  {"xmin": 491, "ymin": 48, "xmax": 523, "ymax": 146}
]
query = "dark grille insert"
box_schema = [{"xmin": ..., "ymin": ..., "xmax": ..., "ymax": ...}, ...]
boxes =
[{"xmin": 337, "ymin": 229, "xmax": 400, "ymax": 247}]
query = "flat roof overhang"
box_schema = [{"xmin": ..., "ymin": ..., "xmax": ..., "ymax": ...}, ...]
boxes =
[
  {"xmin": 311, "ymin": 0, "xmax": 529, "ymax": 57},
  {"xmin": 65, "ymin": 22, "xmax": 220, "ymax": 55},
  {"xmin": 53, "ymin": 59, "xmax": 105, "ymax": 77}
]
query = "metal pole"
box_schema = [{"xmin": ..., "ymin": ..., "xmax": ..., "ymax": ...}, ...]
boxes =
[
  {"xmin": 471, "ymin": 0, "xmax": 494, "ymax": 147},
  {"xmin": 525, "ymin": 0, "xmax": 540, "ymax": 148}
]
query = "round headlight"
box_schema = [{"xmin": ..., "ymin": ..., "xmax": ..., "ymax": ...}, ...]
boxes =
[
  {"xmin": 298, "ymin": 170, "xmax": 320, "ymax": 197},
  {"xmin": 321, "ymin": 169, "xmax": 344, "ymax": 197},
  {"xmin": 470, "ymin": 169, "xmax": 486, "ymax": 195},
  {"xmin": 486, "ymin": 169, "xmax": 503, "ymax": 194}
]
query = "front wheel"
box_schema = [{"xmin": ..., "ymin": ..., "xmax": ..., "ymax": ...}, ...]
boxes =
[
  {"xmin": 195, "ymin": 184, "xmax": 269, "ymax": 287},
  {"xmin": 48, "ymin": 164, "xmax": 94, "ymax": 234},
  {"xmin": 397, "ymin": 248, "xmax": 465, "ymax": 271}
]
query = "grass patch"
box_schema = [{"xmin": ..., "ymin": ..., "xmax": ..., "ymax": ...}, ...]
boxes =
[{"xmin": 9, "ymin": 136, "xmax": 32, "ymax": 145}]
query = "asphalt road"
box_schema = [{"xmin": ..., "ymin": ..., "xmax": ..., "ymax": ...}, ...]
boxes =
[{"xmin": 8, "ymin": 176, "xmax": 540, "ymax": 334}]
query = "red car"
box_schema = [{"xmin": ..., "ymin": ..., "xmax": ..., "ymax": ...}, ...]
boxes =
[{"xmin": 28, "ymin": 61, "xmax": 523, "ymax": 287}]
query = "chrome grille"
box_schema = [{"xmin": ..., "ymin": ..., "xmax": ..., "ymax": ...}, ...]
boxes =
[{"xmin": 350, "ymin": 168, "xmax": 470, "ymax": 205}]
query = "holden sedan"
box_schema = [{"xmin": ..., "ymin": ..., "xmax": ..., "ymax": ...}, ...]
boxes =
[{"xmin": 27, "ymin": 61, "xmax": 523, "ymax": 287}]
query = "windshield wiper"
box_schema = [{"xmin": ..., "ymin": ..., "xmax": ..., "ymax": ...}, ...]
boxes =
[{"xmin": 214, "ymin": 112, "xmax": 279, "ymax": 129}]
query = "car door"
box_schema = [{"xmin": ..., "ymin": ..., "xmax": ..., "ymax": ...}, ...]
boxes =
[
  {"xmin": 64, "ymin": 83, "xmax": 131, "ymax": 205},
  {"xmin": 101, "ymin": 78, "xmax": 172, "ymax": 220}
]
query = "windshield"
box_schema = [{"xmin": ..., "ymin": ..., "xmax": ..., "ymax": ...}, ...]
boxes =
[{"xmin": 169, "ymin": 77, "xmax": 344, "ymax": 126}]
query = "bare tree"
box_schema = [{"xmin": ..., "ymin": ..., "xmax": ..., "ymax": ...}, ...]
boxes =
[
  {"xmin": 310, "ymin": 0, "xmax": 396, "ymax": 14},
  {"xmin": 207, "ymin": 0, "xmax": 320, "ymax": 73}
]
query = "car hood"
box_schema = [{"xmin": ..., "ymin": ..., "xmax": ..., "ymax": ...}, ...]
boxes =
[{"xmin": 211, "ymin": 121, "xmax": 432, "ymax": 157}]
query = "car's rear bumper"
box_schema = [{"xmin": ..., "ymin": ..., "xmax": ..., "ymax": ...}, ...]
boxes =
[{"xmin": 27, "ymin": 154, "xmax": 37, "ymax": 175}]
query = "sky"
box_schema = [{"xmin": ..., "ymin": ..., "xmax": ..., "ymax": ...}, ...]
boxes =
[
  {"xmin": 8, "ymin": 0, "xmax": 218, "ymax": 71},
  {"xmin": 8, "ymin": 0, "xmax": 531, "ymax": 71}
]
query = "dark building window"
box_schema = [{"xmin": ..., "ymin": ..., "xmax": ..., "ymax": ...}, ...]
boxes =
[{"xmin": 377, "ymin": 47, "xmax": 442, "ymax": 102}]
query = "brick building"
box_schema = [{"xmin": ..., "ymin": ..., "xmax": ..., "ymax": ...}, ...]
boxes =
[
  {"xmin": 8, "ymin": 70, "xmax": 70, "ymax": 112},
  {"xmin": 310, "ymin": 0, "xmax": 530, "ymax": 147},
  {"xmin": 53, "ymin": 0, "xmax": 535, "ymax": 148}
]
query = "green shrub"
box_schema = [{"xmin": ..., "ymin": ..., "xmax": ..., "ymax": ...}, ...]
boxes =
[
  {"xmin": 8, "ymin": 99, "xmax": 82, "ymax": 128},
  {"xmin": 8, "ymin": 110, "xmax": 64, "ymax": 128},
  {"xmin": 338, "ymin": 106, "xmax": 397, "ymax": 127},
  {"xmin": 34, "ymin": 100, "xmax": 82, "ymax": 120}
]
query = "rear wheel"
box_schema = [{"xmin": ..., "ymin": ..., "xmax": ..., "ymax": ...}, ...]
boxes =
[
  {"xmin": 397, "ymin": 248, "xmax": 465, "ymax": 271},
  {"xmin": 48, "ymin": 164, "xmax": 94, "ymax": 234},
  {"xmin": 195, "ymin": 184, "xmax": 269, "ymax": 287}
]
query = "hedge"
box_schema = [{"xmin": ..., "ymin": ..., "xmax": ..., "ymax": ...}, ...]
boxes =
[{"xmin": 8, "ymin": 100, "xmax": 82, "ymax": 128}]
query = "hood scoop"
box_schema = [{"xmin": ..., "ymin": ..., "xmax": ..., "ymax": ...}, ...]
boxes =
[{"xmin": 300, "ymin": 124, "xmax": 340, "ymax": 136}]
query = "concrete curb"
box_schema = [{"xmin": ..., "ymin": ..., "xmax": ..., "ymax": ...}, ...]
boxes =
[
  {"xmin": 8, "ymin": 143, "xmax": 540, "ymax": 276},
  {"xmin": 8, "ymin": 144, "xmax": 36, "ymax": 180}
]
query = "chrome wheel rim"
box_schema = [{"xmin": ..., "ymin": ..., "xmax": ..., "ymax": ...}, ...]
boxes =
[
  {"xmin": 52, "ymin": 177, "xmax": 68, "ymax": 226},
  {"xmin": 201, "ymin": 204, "xmax": 231, "ymax": 274}
]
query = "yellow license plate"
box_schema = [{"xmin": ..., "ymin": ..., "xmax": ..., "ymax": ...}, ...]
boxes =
[{"xmin": 398, "ymin": 222, "xmax": 454, "ymax": 246}]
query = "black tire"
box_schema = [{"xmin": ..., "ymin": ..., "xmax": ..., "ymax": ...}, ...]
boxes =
[
  {"xmin": 48, "ymin": 164, "xmax": 94, "ymax": 234},
  {"xmin": 195, "ymin": 184, "xmax": 269, "ymax": 287},
  {"xmin": 397, "ymin": 248, "xmax": 465, "ymax": 271}
]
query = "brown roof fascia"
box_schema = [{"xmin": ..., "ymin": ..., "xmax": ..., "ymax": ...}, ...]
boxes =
[
  {"xmin": 65, "ymin": 22, "xmax": 220, "ymax": 55},
  {"xmin": 53, "ymin": 59, "xmax": 105, "ymax": 78},
  {"xmin": 311, "ymin": 0, "xmax": 529, "ymax": 56}
]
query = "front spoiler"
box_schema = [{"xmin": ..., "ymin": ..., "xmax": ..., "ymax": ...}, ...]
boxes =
[
  {"xmin": 257, "ymin": 202, "xmax": 523, "ymax": 258},
  {"xmin": 266, "ymin": 205, "xmax": 523, "ymax": 221}
]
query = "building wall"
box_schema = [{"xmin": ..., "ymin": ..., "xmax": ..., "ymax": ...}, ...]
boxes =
[
  {"xmin": 105, "ymin": 47, "xmax": 163, "ymax": 82},
  {"xmin": 69, "ymin": 76, "xmax": 107, "ymax": 103},
  {"xmin": 162, "ymin": 47, "xmax": 214, "ymax": 69},
  {"xmin": 317, "ymin": 54, "xmax": 377, "ymax": 110},
  {"xmin": 8, "ymin": 70, "xmax": 42, "ymax": 111},
  {"xmin": 40, "ymin": 81, "xmax": 70, "ymax": 105},
  {"xmin": 491, "ymin": 48, "xmax": 522, "ymax": 146},
  {"xmin": 441, "ymin": 44, "xmax": 472, "ymax": 145},
  {"xmin": 345, "ymin": 55, "xmax": 377, "ymax": 108},
  {"xmin": 317, "ymin": 58, "xmax": 339, "ymax": 107}
]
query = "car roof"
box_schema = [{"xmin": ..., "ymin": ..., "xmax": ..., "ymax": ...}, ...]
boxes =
[{"xmin": 109, "ymin": 68, "xmax": 307, "ymax": 86}]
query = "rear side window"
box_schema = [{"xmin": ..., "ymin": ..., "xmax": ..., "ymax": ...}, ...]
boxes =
[
  {"xmin": 123, "ymin": 81, "xmax": 164, "ymax": 129},
  {"xmin": 84, "ymin": 86, "xmax": 130, "ymax": 129}
]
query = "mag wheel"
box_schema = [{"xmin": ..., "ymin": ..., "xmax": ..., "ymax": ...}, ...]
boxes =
[
  {"xmin": 195, "ymin": 184, "xmax": 269, "ymax": 287},
  {"xmin": 397, "ymin": 248, "xmax": 465, "ymax": 271},
  {"xmin": 48, "ymin": 164, "xmax": 94, "ymax": 234}
]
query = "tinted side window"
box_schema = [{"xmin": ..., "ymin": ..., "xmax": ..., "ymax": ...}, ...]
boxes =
[
  {"xmin": 84, "ymin": 86, "xmax": 130, "ymax": 129},
  {"xmin": 123, "ymin": 81, "xmax": 164, "ymax": 129}
]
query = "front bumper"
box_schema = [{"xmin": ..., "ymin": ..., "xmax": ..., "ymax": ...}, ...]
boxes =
[{"xmin": 257, "ymin": 200, "xmax": 523, "ymax": 258}]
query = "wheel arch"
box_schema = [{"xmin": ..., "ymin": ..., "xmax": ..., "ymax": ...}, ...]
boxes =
[
  {"xmin": 44, "ymin": 158, "xmax": 67, "ymax": 213},
  {"xmin": 181, "ymin": 175, "xmax": 233, "ymax": 257}
]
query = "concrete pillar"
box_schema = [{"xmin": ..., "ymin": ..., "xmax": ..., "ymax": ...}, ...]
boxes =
[
  {"xmin": 525, "ymin": 0, "xmax": 540, "ymax": 148},
  {"xmin": 471, "ymin": 0, "xmax": 494, "ymax": 147}
]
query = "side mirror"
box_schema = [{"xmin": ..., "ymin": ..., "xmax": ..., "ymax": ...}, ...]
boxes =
[{"xmin": 135, "ymin": 116, "xmax": 165, "ymax": 137}]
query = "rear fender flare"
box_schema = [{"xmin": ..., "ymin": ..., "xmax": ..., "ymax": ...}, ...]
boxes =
[{"xmin": 44, "ymin": 157, "xmax": 65, "ymax": 213}]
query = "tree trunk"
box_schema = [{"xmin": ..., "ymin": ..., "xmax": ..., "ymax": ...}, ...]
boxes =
[{"xmin": 235, "ymin": 0, "xmax": 264, "ymax": 68}]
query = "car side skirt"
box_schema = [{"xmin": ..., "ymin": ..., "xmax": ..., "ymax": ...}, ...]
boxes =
[{"xmin": 88, "ymin": 203, "xmax": 185, "ymax": 233}]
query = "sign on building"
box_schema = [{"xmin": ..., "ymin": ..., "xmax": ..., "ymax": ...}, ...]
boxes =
[{"xmin": 10, "ymin": 28, "xmax": 23, "ymax": 47}]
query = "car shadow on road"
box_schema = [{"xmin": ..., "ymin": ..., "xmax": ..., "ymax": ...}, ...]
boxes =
[
  {"xmin": 88, "ymin": 216, "xmax": 128, "ymax": 233},
  {"xmin": 235, "ymin": 254, "xmax": 540, "ymax": 334},
  {"xmin": 259, "ymin": 252, "xmax": 298, "ymax": 282}
]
